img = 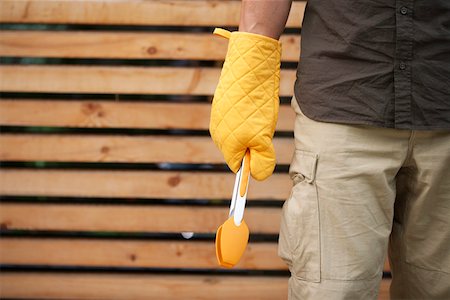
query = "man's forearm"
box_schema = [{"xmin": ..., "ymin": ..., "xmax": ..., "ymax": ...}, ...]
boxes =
[{"xmin": 239, "ymin": 0, "xmax": 293, "ymax": 40}]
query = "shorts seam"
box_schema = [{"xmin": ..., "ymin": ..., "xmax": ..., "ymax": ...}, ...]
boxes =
[{"xmin": 319, "ymin": 272, "xmax": 382, "ymax": 282}]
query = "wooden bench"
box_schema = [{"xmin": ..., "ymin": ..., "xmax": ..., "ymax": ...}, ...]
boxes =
[{"xmin": 0, "ymin": 1, "xmax": 390, "ymax": 299}]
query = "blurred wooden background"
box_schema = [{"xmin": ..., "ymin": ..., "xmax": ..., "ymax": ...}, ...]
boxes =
[{"xmin": 0, "ymin": 0, "xmax": 390, "ymax": 299}]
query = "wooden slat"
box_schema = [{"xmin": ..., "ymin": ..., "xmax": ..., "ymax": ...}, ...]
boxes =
[
  {"xmin": 0, "ymin": 170, "xmax": 291, "ymax": 200},
  {"xmin": 0, "ymin": 203, "xmax": 281, "ymax": 233},
  {"xmin": 0, "ymin": 238, "xmax": 286, "ymax": 270},
  {"xmin": 0, "ymin": 66, "xmax": 296, "ymax": 96},
  {"xmin": 0, "ymin": 31, "xmax": 301, "ymax": 62},
  {"xmin": 0, "ymin": 134, "xmax": 295, "ymax": 164},
  {"xmin": 0, "ymin": 100, "xmax": 296, "ymax": 131},
  {"xmin": 0, "ymin": 0, "xmax": 306, "ymax": 28},
  {"xmin": 0, "ymin": 273, "xmax": 391, "ymax": 300},
  {"xmin": 0, "ymin": 238, "xmax": 391, "ymax": 272},
  {"xmin": 1, "ymin": 273, "xmax": 288, "ymax": 300}
]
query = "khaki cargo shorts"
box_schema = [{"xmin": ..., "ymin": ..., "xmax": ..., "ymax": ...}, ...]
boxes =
[{"xmin": 278, "ymin": 96, "xmax": 450, "ymax": 299}]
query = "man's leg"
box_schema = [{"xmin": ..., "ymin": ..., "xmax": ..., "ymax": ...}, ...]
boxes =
[
  {"xmin": 278, "ymin": 96, "xmax": 410, "ymax": 299},
  {"xmin": 389, "ymin": 130, "xmax": 450, "ymax": 299}
]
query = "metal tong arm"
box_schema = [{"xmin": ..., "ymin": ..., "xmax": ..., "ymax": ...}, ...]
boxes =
[{"xmin": 228, "ymin": 151, "xmax": 251, "ymax": 226}]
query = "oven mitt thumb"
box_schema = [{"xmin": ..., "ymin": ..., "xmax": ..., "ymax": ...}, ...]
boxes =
[{"xmin": 209, "ymin": 28, "xmax": 282, "ymax": 181}]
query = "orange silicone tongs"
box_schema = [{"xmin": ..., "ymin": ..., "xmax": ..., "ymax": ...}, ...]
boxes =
[{"xmin": 215, "ymin": 151, "xmax": 251, "ymax": 268}]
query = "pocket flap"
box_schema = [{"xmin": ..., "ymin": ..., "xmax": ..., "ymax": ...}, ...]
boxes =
[{"xmin": 289, "ymin": 150, "xmax": 318, "ymax": 184}]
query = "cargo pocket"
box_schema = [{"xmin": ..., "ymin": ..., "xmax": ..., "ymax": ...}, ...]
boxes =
[{"xmin": 278, "ymin": 149, "xmax": 321, "ymax": 283}]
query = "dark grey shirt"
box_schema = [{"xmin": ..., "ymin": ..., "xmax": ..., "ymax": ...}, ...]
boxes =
[{"xmin": 294, "ymin": 0, "xmax": 450, "ymax": 130}]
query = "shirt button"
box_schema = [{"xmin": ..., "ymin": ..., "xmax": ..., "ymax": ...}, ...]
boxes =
[
  {"xmin": 400, "ymin": 6, "xmax": 408, "ymax": 15},
  {"xmin": 399, "ymin": 62, "xmax": 406, "ymax": 70}
]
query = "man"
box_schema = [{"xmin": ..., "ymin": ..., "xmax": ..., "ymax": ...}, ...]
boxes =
[{"xmin": 210, "ymin": 0, "xmax": 450, "ymax": 299}]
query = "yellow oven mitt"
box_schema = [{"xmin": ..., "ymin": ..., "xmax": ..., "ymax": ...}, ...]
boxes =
[{"xmin": 209, "ymin": 28, "xmax": 282, "ymax": 181}]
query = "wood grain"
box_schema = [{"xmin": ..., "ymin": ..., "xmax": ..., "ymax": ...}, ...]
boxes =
[
  {"xmin": 0, "ymin": 31, "xmax": 301, "ymax": 62},
  {"xmin": 0, "ymin": 134, "xmax": 295, "ymax": 164},
  {"xmin": 0, "ymin": 66, "xmax": 296, "ymax": 96},
  {"xmin": 0, "ymin": 238, "xmax": 391, "ymax": 272},
  {"xmin": 0, "ymin": 273, "xmax": 288, "ymax": 300},
  {"xmin": 0, "ymin": 0, "xmax": 306, "ymax": 27},
  {"xmin": 0, "ymin": 100, "xmax": 297, "ymax": 131},
  {"xmin": 0, "ymin": 170, "xmax": 291, "ymax": 200},
  {"xmin": 0, "ymin": 272, "xmax": 391, "ymax": 300},
  {"xmin": 0, "ymin": 238, "xmax": 287, "ymax": 270},
  {"xmin": 0, "ymin": 203, "xmax": 281, "ymax": 233}
]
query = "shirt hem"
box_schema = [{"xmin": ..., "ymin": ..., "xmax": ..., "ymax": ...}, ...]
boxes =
[{"xmin": 295, "ymin": 97, "xmax": 450, "ymax": 131}]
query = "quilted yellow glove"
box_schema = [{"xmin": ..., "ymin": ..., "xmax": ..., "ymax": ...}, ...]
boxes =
[{"xmin": 210, "ymin": 28, "xmax": 281, "ymax": 181}]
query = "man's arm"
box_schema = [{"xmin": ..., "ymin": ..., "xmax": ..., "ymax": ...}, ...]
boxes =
[{"xmin": 239, "ymin": 0, "xmax": 293, "ymax": 40}]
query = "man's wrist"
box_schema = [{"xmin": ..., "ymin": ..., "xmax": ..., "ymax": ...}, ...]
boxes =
[{"xmin": 239, "ymin": 0, "xmax": 293, "ymax": 40}]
